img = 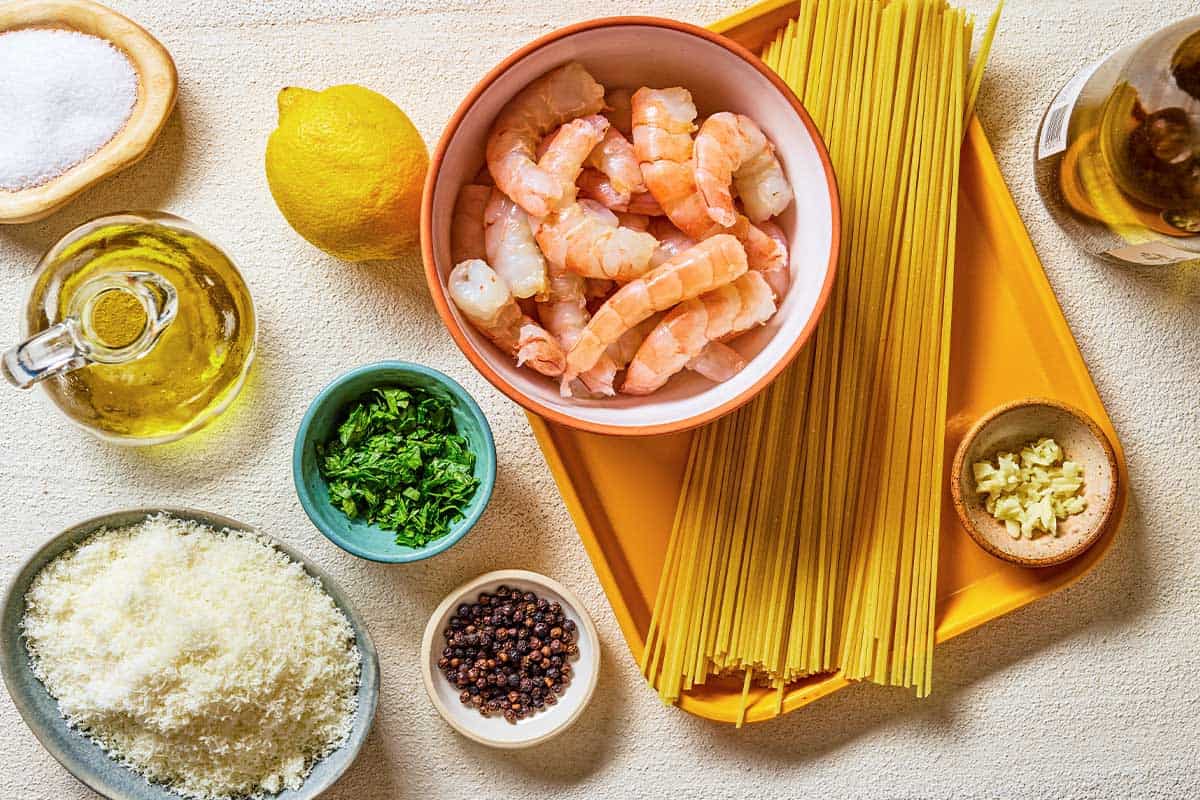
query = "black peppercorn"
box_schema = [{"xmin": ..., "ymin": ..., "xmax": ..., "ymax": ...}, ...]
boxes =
[{"xmin": 439, "ymin": 585, "xmax": 580, "ymax": 724}]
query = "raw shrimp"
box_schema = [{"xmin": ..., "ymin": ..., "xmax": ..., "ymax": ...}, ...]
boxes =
[
  {"xmin": 616, "ymin": 212, "xmax": 650, "ymax": 231},
  {"xmin": 448, "ymin": 259, "xmax": 565, "ymax": 376},
  {"xmin": 486, "ymin": 62, "xmax": 605, "ymax": 217},
  {"xmin": 624, "ymin": 192, "xmax": 665, "ymax": 216},
  {"xmin": 484, "ymin": 189, "xmax": 547, "ymax": 299},
  {"xmin": 452, "ymin": 184, "xmax": 490, "ymax": 263},
  {"xmin": 693, "ymin": 112, "xmax": 794, "ymax": 226},
  {"xmin": 606, "ymin": 313, "xmax": 661, "ymax": 368},
  {"xmin": 577, "ymin": 167, "xmax": 628, "ymax": 208},
  {"xmin": 622, "ymin": 271, "xmax": 776, "ymax": 395},
  {"xmin": 533, "ymin": 201, "xmax": 658, "ymax": 281},
  {"xmin": 631, "ymin": 87, "xmax": 698, "ymax": 164},
  {"xmin": 538, "ymin": 114, "xmax": 610, "ymax": 205},
  {"xmin": 603, "ymin": 309, "xmax": 739, "ymax": 383},
  {"xmin": 578, "ymin": 197, "xmax": 619, "ymax": 225},
  {"xmin": 537, "ymin": 202, "xmax": 620, "ymax": 395},
  {"xmin": 687, "ymin": 341, "xmax": 746, "ymax": 383},
  {"xmin": 564, "ymin": 234, "xmax": 748, "ymax": 382},
  {"xmin": 641, "ymin": 160, "xmax": 713, "ymax": 238},
  {"xmin": 585, "ymin": 278, "xmax": 615, "ymax": 299},
  {"xmin": 643, "ymin": 160, "xmax": 788, "ymax": 296},
  {"xmin": 605, "ymin": 312, "xmax": 744, "ymax": 381},
  {"xmin": 586, "ymin": 128, "xmax": 645, "ymax": 199},
  {"xmin": 604, "ymin": 87, "xmax": 635, "ymax": 137},
  {"xmin": 538, "ymin": 260, "xmax": 619, "ymax": 397},
  {"xmin": 752, "ymin": 218, "xmax": 790, "ymax": 299},
  {"xmin": 648, "ymin": 217, "xmax": 696, "ymax": 267},
  {"xmin": 578, "ymin": 168, "xmax": 667, "ymax": 216}
]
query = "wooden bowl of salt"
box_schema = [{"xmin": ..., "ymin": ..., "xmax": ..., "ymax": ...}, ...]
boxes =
[{"xmin": 0, "ymin": 0, "xmax": 176, "ymax": 223}]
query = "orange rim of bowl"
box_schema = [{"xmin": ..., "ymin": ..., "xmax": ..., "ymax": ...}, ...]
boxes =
[{"xmin": 421, "ymin": 15, "xmax": 841, "ymax": 436}]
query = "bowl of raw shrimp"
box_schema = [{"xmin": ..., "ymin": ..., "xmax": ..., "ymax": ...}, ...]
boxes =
[{"xmin": 422, "ymin": 16, "xmax": 840, "ymax": 436}]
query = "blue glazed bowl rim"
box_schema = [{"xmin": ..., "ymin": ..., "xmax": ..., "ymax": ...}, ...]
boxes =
[
  {"xmin": 293, "ymin": 361, "xmax": 497, "ymax": 564},
  {"xmin": 0, "ymin": 507, "xmax": 380, "ymax": 800}
]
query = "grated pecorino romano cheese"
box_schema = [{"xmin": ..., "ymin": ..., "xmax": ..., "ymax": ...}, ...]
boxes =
[{"xmin": 21, "ymin": 515, "xmax": 360, "ymax": 799}]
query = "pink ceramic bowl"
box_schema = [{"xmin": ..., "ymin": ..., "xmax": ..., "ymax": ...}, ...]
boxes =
[{"xmin": 422, "ymin": 16, "xmax": 839, "ymax": 436}]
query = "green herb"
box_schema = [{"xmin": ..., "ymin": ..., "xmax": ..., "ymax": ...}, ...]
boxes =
[{"xmin": 317, "ymin": 387, "xmax": 480, "ymax": 547}]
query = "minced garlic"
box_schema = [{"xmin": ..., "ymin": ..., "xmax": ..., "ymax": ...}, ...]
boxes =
[{"xmin": 972, "ymin": 437, "xmax": 1086, "ymax": 540}]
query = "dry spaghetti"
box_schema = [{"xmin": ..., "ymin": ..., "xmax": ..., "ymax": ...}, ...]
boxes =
[{"xmin": 641, "ymin": 0, "xmax": 1001, "ymax": 723}]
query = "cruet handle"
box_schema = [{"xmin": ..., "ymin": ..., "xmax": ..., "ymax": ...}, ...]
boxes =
[
  {"xmin": 2, "ymin": 271, "xmax": 177, "ymax": 390},
  {"xmin": 2, "ymin": 320, "xmax": 88, "ymax": 389}
]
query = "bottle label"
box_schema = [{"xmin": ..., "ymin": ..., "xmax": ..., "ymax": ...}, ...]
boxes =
[
  {"xmin": 1104, "ymin": 240, "xmax": 1198, "ymax": 266},
  {"xmin": 1037, "ymin": 58, "xmax": 1106, "ymax": 160}
]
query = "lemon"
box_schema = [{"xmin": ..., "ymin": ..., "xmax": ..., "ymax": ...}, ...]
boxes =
[{"xmin": 266, "ymin": 85, "xmax": 428, "ymax": 261}]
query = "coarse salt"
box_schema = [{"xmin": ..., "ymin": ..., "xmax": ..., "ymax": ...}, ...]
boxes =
[{"xmin": 0, "ymin": 28, "xmax": 138, "ymax": 191}]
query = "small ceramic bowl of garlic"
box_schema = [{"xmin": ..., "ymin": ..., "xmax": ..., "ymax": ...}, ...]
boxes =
[{"xmin": 950, "ymin": 398, "xmax": 1119, "ymax": 567}]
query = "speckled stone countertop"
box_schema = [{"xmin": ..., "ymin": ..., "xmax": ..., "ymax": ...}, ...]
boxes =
[{"xmin": 0, "ymin": 1, "xmax": 1197, "ymax": 797}]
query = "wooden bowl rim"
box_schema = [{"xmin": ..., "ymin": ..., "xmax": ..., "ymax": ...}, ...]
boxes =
[
  {"xmin": 0, "ymin": 0, "xmax": 177, "ymax": 223},
  {"xmin": 949, "ymin": 397, "xmax": 1120, "ymax": 568}
]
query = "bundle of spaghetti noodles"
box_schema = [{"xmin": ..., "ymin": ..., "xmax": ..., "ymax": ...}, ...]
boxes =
[{"xmin": 641, "ymin": 0, "xmax": 1000, "ymax": 722}]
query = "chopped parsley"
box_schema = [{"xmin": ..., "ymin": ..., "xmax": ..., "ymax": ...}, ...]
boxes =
[{"xmin": 317, "ymin": 387, "xmax": 480, "ymax": 547}]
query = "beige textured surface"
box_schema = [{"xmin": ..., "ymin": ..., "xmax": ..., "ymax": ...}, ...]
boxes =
[{"xmin": 0, "ymin": 1, "xmax": 1197, "ymax": 797}]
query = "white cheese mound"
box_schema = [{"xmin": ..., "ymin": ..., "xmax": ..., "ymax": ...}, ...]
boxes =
[{"xmin": 21, "ymin": 515, "xmax": 361, "ymax": 799}]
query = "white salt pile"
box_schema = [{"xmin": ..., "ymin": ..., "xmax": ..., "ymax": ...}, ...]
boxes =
[{"xmin": 0, "ymin": 28, "xmax": 138, "ymax": 191}]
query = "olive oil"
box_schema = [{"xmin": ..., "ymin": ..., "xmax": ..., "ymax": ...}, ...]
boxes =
[
  {"xmin": 12, "ymin": 213, "xmax": 256, "ymax": 444},
  {"xmin": 1034, "ymin": 17, "xmax": 1200, "ymax": 265}
]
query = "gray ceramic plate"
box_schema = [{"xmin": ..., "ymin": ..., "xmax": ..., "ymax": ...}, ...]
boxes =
[{"xmin": 0, "ymin": 508, "xmax": 380, "ymax": 800}]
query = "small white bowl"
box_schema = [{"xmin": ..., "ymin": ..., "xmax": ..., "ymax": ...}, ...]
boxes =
[{"xmin": 420, "ymin": 569, "xmax": 600, "ymax": 749}]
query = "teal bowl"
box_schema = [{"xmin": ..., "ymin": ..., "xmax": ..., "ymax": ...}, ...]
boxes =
[{"xmin": 294, "ymin": 362, "xmax": 496, "ymax": 563}]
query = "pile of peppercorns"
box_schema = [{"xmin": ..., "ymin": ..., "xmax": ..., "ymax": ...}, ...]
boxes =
[{"xmin": 438, "ymin": 584, "xmax": 579, "ymax": 723}]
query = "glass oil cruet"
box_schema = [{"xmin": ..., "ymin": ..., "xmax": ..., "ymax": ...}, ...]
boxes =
[
  {"xmin": 3, "ymin": 212, "xmax": 257, "ymax": 445},
  {"xmin": 1034, "ymin": 15, "xmax": 1200, "ymax": 265}
]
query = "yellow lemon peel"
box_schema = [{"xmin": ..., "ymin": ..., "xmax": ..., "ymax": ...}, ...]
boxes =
[{"xmin": 266, "ymin": 84, "xmax": 428, "ymax": 262}]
